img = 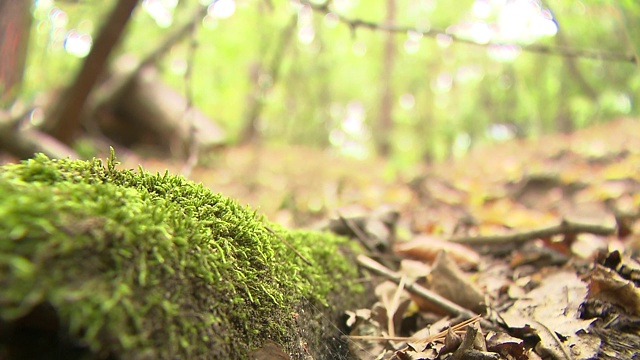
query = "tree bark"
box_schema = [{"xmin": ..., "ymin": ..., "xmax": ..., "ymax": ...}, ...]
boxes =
[
  {"xmin": 0, "ymin": 0, "xmax": 32, "ymax": 105},
  {"xmin": 376, "ymin": 0, "xmax": 396, "ymax": 157},
  {"xmin": 239, "ymin": 14, "xmax": 297, "ymax": 145},
  {"xmin": 44, "ymin": 0, "xmax": 138, "ymax": 144}
]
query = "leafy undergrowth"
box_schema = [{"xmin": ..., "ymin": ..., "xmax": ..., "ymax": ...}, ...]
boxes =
[{"xmin": 118, "ymin": 118, "xmax": 640, "ymax": 359}]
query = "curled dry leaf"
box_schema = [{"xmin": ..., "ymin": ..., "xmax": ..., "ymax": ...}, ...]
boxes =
[
  {"xmin": 485, "ymin": 331, "xmax": 525, "ymax": 359},
  {"xmin": 391, "ymin": 347, "xmax": 438, "ymax": 360},
  {"xmin": 585, "ymin": 264, "xmax": 640, "ymax": 316},
  {"xmin": 472, "ymin": 323, "xmax": 487, "ymax": 352},
  {"xmin": 346, "ymin": 309, "xmax": 387, "ymax": 360},
  {"xmin": 441, "ymin": 328, "xmax": 462, "ymax": 355},
  {"xmin": 426, "ymin": 251, "xmax": 486, "ymax": 314},
  {"xmin": 394, "ymin": 235, "xmax": 481, "ymax": 268}
]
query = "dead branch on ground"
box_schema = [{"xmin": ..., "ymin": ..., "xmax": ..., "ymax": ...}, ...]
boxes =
[
  {"xmin": 356, "ymin": 254, "xmax": 494, "ymax": 329},
  {"xmin": 449, "ymin": 219, "xmax": 616, "ymax": 246},
  {"xmin": 337, "ymin": 212, "xmax": 396, "ymax": 269},
  {"xmin": 0, "ymin": 110, "xmax": 78, "ymax": 159}
]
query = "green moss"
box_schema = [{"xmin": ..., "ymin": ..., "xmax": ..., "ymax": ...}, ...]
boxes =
[{"xmin": 0, "ymin": 150, "xmax": 361, "ymax": 359}]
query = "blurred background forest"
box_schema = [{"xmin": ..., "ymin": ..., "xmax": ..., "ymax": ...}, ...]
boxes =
[
  {"xmin": 0, "ymin": 0, "xmax": 640, "ymax": 225},
  {"xmin": 2, "ymin": 0, "xmax": 640, "ymax": 168}
]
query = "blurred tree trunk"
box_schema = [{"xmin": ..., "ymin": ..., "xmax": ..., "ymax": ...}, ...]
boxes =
[
  {"xmin": 0, "ymin": 0, "xmax": 32, "ymax": 105},
  {"xmin": 419, "ymin": 65, "xmax": 436, "ymax": 164},
  {"xmin": 314, "ymin": 31, "xmax": 332, "ymax": 148},
  {"xmin": 554, "ymin": 16, "xmax": 597, "ymax": 134},
  {"xmin": 375, "ymin": 0, "xmax": 396, "ymax": 157},
  {"xmin": 44, "ymin": 0, "xmax": 138, "ymax": 145},
  {"xmin": 240, "ymin": 61, "xmax": 264, "ymax": 145},
  {"xmin": 239, "ymin": 14, "xmax": 296, "ymax": 145}
]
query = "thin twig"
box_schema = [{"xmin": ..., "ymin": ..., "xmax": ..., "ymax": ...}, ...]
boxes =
[
  {"xmin": 89, "ymin": 5, "xmax": 208, "ymax": 117},
  {"xmin": 300, "ymin": 0, "xmax": 636, "ymax": 64},
  {"xmin": 449, "ymin": 219, "xmax": 616, "ymax": 246},
  {"xmin": 337, "ymin": 211, "xmax": 396, "ymax": 269},
  {"xmin": 531, "ymin": 319, "xmax": 572, "ymax": 360},
  {"xmin": 337, "ymin": 211, "xmax": 376, "ymax": 254},
  {"xmin": 138, "ymin": 5, "xmax": 208, "ymax": 71},
  {"xmin": 265, "ymin": 225, "xmax": 313, "ymax": 266},
  {"xmin": 349, "ymin": 315, "xmax": 481, "ymax": 343}
]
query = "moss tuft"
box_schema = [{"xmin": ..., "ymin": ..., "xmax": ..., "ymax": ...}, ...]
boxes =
[{"xmin": 0, "ymin": 151, "xmax": 361, "ymax": 359}]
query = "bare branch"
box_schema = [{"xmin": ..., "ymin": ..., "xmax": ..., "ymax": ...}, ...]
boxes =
[
  {"xmin": 299, "ymin": 0, "xmax": 636, "ymax": 64},
  {"xmin": 449, "ymin": 219, "xmax": 616, "ymax": 246},
  {"xmin": 265, "ymin": 225, "xmax": 313, "ymax": 266},
  {"xmin": 356, "ymin": 254, "xmax": 494, "ymax": 329},
  {"xmin": 45, "ymin": 0, "xmax": 139, "ymax": 143}
]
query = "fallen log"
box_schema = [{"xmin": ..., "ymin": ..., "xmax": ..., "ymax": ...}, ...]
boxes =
[
  {"xmin": 94, "ymin": 62, "xmax": 226, "ymax": 157},
  {"xmin": 0, "ymin": 151, "xmax": 364, "ymax": 359},
  {"xmin": 0, "ymin": 110, "xmax": 78, "ymax": 159}
]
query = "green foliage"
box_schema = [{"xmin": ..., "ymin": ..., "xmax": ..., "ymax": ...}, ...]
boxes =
[
  {"xmin": 20, "ymin": 0, "xmax": 640, "ymax": 166},
  {"xmin": 0, "ymin": 152, "xmax": 359, "ymax": 358}
]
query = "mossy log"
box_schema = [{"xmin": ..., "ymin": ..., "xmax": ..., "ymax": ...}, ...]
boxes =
[{"xmin": 0, "ymin": 151, "xmax": 362, "ymax": 359}]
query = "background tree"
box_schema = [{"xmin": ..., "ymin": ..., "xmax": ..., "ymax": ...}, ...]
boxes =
[
  {"xmin": 375, "ymin": 0, "xmax": 397, "ymax": 157},
  {"xmin": 0, "ymin": 0, "xmax": 32, "ymax": 105},
  {"xmin": 44, "ymin": 0, "xmax": 138, "ymax": 144}
]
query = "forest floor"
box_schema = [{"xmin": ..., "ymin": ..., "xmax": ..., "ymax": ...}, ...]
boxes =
[
  {"xmin": 126, "ymin": 117, "xmax": 639, "ymax": 233},
  {"xmin": 3, "ymin": 118, "xmax": 637, "ymax": 359},
  {"xmin": 120, "ymin": 117, "xmax": 640, "ymax": 359}
]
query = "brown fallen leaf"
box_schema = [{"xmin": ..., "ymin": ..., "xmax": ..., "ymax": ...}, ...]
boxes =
[
  {"xmin": 440, "ymin": 327, "xmax": 462, "ymax": 355},
  {"xmin": 585, "ymin": 264, "xmax": 640, "ymax": 316},
  {"xmin": 394, "ymin": 235, "xmax": 480, "ymax": 268},
  {"xmin": 501, "ymin": 271, "xmax": 598, "ymax": 360},
  {"xmin": 485, "ymin": 331, "xmax": 525, "ymax": 359},
  {"xmin": 398, "ymin": 259, "xmax": 432, "ymax": 281},
  {"xmin": 424, "ymin": 251, "xmax": 486, "ymax": 314},
  {"xmin": 346, "ymin": 308, "xmax": 387, "ymax": 360}
]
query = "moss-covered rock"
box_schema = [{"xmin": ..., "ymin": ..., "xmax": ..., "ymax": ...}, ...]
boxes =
[{"xmin": 0, "ymin": 151, "xmax": 361, "ymax": 359}]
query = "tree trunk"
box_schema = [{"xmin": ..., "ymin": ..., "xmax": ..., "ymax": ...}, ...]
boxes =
[
  {"xmin": 44, "ymin": 0, "xmax": 138, "ymax": 145},
  {"xmin": 239, "ymin": 14, "xmax": 297, "ymax": 145},
  {"xmin": 0, "ymin": 0, "xmax": 32, "ymax": 105},
  {"xmin": 376, "ymin": 0, "xmax": 396, "ymax": 157}
]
